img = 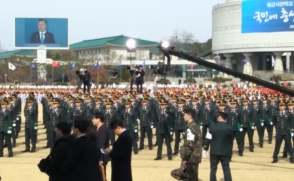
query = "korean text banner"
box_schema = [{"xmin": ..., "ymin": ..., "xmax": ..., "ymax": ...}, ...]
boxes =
[
  {"xmin": 15, "ymin": 18, "xmax": 68, "ymax": 49},
  {"xmin": 242, "ymin": 0, "xmax": 294, "ymax": 33}
]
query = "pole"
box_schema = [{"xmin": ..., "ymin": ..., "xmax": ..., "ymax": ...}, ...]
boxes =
[
  {"xmin": 52, "ymin": 66, "xmax": 53, "ymax": 85},
  {"xmin": 97, "ymin": 67, "xmax": 99, "ymax": 89},
  {"xmin": 30, "ymin": 67, "xmax": 32, "ymax": 83}
]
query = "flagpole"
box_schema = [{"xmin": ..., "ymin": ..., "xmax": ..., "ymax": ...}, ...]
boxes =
[
  {"xmin": 120, "ymin": 61, "xmax": 122, "ymax": 84},
  {"xmin": 97, "ymin": 67, "xmax": 99, "ymax": 89},
  {"xmin": 52, "ymin": 66, "xmax": 53, "ymax": 85},
  {"xmin": 30, "ymin": 67, "xmax": 32, "ymax": 83}
]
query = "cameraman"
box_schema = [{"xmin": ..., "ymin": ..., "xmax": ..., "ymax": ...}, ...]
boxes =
[
  {"xmin": 83, "ymin": 67, "xmax": 92, "ymax": 94},
  {"xmin": 135, "ymin": 65, "xmax": 145, "ymax": 94}
]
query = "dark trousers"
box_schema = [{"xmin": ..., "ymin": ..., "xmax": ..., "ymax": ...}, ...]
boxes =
[
  {"xmin": 264, "ymin": 122, "xmax": 273, "ymax": 143},
  {"xmin": 0, "ymin": 132, "xmax": 13, "ymax": 155},
  {"xmin": 232, "ymin": 131, "xmax": 242, "ymax": 153},
  {"xmin": 16, "ymin": 117, "xmax": 21, "ymax": 136},
  {"xmin": 202, "ymin": 125, "xmax": 209, "ymax": 145},
  {"xmin": 129, "ymin": 130, "xmax": 138, "ymax": 153},
  {"xmin": 109, "ymin": 130, "xmax": 115, "ymax": 146},
  {"xmin": 174, "ymin": 129, "xmax": 185, "ymax": 153},
  {"xmin": 210, "ymin": 154, "xmax": 232, "ymax": 181},
  {"xmin": 48, "ymin": 131, "xmax": 56, "ymax": 151},
  {"xmin": 240, "ymin": 127, "xmax": 254, "ymax": 151},
  {"xmin": 256, "ymin": 124, "xmax": 265, "ymax": 146},
  {"xmin": 273, "ymin": 134, "xmax": 293, "ymax": 159},
  {"xmin": 25, "ymin": 128, "xmax": 37, "ymax": 149},
  {"xmin": 136, "ymin": 82, "xmax": 143, "ymax": 94},
  {"xmin": 156, "ymin": 132, "xmax": 172, "ymax": 158},
  {"xmin": 139, "ymin": 126, "xmax": 153, "ymax": 149},
  {"xmin": 12, "ymin": 125, "xmax": 17, "ymax": 145},
  {"xmin": 83, "ymin": 81, "xmax": 90, "ymax": 93}
]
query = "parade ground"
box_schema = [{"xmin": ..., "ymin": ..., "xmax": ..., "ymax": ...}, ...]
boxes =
[{"xmin": 1, "ymin": 103, "xmax": 294, "ymax": 181}]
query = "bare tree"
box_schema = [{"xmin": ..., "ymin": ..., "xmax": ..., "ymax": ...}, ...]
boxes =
[{"xmin": 169, "ymin": 30, "xmax": 201, "ymax": 56}]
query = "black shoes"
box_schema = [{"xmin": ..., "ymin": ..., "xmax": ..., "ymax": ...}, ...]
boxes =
[
  {"xmin": 154, "ymin": 157, "xmax": 161, "ymax": 160},
  {"xmin": 172, "ymin": 152, "xmax": 178, "ymax": 156},
  {"xmin": 272, "ymin": 159, "xmax": 278, "ymax": 163},
  {"xmin": 22, "ymin": 149, "xmax": 30, "ymax": 153}
]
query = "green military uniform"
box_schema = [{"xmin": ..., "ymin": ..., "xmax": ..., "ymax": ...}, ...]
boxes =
[
  {"xmin": 48, "ymin": 99, "xmax": 62, "ymax": 150},
  {"xmin": 173, "ymin": 99, "xmax": 187, "ymax": 155},
  {"xmin": 138, "ymin": 98, "xmax": 153, "ymax": 150},
  {"xmin": 22, "ymin": 99, "xmax": 38, "ymax": 152},
  {"xmin": 154, "ymin": 99, "xmax": 173, "ymax": 160},
  {"xmin": 272, "ymin": 101, "xmax": 294, "ymax": 163},
  {"xmin": 0, "ymin": 100, "xmax": 13, "ymax": 157}
]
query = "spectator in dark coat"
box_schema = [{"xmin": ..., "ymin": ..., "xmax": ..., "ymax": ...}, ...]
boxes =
[
  {"xmin": 44, "ymin": 122, "xmax": 76, "ymax": 181},
  {"xmin": 64, "ymin": 119, "xmax": 101, "ymax": 181},
  {"xmin": 105, "ymin": 119, "xmax": 133, "ymax": 181},
  {"xmin": 92, "ymin": 112, "xmax": 110, "ymax": 177}
]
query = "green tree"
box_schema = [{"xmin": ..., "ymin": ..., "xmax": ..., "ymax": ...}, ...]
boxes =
[{"xmin": 116, "ymin": 66, "xmax": 130, "ymax": 82}]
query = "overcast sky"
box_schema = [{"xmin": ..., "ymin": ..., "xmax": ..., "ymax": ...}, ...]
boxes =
[{"xmin": 0, "ymin": 0, "xmax": 225, "ymax": 50}]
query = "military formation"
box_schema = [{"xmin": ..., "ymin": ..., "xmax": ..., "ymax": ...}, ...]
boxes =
[{"xmin": 0, "ymin": 87, "xmax": 294, "ymax": 164}]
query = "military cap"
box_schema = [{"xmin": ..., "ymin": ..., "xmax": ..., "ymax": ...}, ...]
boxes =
[
  {"xmin": 1, "ymin": 100, "xmax": 8, "ymax": 105},
  {"xmin": 124, "ymin": 99, "xmax": 132, "ymax": 105},
  {"xmin": 178, "ymin": 98, "xmax": 186, "ymax": 104},
  {"xmin": 270, "ymin": 96, "xmax": 276, "ymax": 99},
  {"xmin": 191, "ymin": 97, "xmax": 198, "ymax": 102},
  {"xmin": 105, "ymin": 99, "xmax": 113, "ymax": 105},
  {"xmin": 225, "ymin": 95, "xmax": 231, "ymax": 99},
  {"xmin": 230, "ymin": 99, "xmax": 237, "ymax": 104},
  {"xmin": 278, "ymin": 94, "xmax": 284, "ymax": 98},
  {"xmin": 288, "ymin": 100, "xmax": 294, "ymax": 106},
  {"xmin": 141, "ymin": 98, "xmax": 148, "ymax": 103},
  {"xmin": 204, "ymin": 97, "xmax": 211, "ymax": 101},
  {"xmin": 68, "ymin": 97, "xmax": 74, "ymax": 101},
  {"xmin": 285, "ymin": 95, "xmax": 290, "ymax": 98},
  {"xmin": 215, "ymin": 95, "xmax": 221, "ymax": 100},
  {"xmin": 75, "ymin": 98, "xmax": 83, "ymax": 103},
  {"xmin": 52, "ymin": 99, "xmax": 60, "ymax": 104},
  {"xmin": 278, "ymin": 101, "xmax": 286, "ymax": 106},
  {"xmin": 27, "ymin": 99, "xmax": 34, "ymax": 103},
  {"xmin": 218, "ymin": 100, "xmax": 226, "ymax": 106},
  {"xmin": 242, "ymin": 98, "xmax": 249, "ymax": 102},
  {"xmin": 129, "ymin": 94, "xmax": 136, "ymax": 99},
  {"xmin": 113, "ymin": 96, "xmax": 119, "ymax": 100},
  {"xmin": 261, "ymin": 97, "xmax": 267, "ymax": 101},
  {"xmin": 94, "ymin": 97, "xmax": 102, "ymax": 102},
  {"xmin": 159, "ymin": 99, "xmax": 167, "ymax": 105},
  {"xmin": 252, "ymin": 97, "xmax": 258, "ymax": 101}
]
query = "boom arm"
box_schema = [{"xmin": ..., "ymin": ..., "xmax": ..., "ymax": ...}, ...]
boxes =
[{"xmin": 159, "ymin": 46, "xmax": 294, "ymax": 96}]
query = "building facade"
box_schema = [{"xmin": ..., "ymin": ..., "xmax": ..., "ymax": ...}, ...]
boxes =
[
  {"xmin": 70, "ymin": 35, "xmax": 217, "ymax": 79},
  {"xmin": 212, "ymin": 0, "xmax": 294, "ymax": 77}
]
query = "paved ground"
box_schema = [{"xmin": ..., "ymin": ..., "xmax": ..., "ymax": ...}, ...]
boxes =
[{"xmin": 1, "ymin": 103, "xmax": 294, "ymax": 181}]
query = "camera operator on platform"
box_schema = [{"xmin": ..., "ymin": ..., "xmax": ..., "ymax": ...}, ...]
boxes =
[
  {"xmin": 135, "ymin": 65, "xmax": 145, "ymax": 94},
  {"xmin": 83, "ymin": 67, "xmax": 92, "ymax": 93}
]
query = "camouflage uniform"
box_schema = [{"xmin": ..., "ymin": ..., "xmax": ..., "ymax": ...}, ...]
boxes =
[{"xmin": 171, "ymin": 121, "xmax": 202, "ymax": 181}]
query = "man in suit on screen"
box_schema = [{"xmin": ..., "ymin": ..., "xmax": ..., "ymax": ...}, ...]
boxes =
[{"xmin": 29, "ymin": 18, "xmax": 55, "ymax": 44}]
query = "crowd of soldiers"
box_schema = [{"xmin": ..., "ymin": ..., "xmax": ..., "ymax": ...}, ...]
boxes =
[{"xmin": 0, "ymin": 87, "xmax": 293, "ymax": 164}]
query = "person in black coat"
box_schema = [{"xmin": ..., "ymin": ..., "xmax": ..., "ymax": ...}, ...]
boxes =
[
  {"xmin": 209, "ymin": 112, "xmax": 233, "ymax": 181},
  {"xmin": 64, "ymin": 119, "xmax": 101, "ymax": 181},
  {"xmin": 105, "ymin": 119, "xmax": 133, "ymax": 181},
  {"xmin": 135, "ymin": 66, "xmax": 145, "ymax": 94},
  {"xmin": 44, "ymin": 122, "xmax": 76, "ymax": 181},
  {"xmin": 92, "ymin": 112, "xmax": 110, "ymax": 177}
]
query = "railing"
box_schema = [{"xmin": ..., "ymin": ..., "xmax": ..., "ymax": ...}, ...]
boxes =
[{"xmin": 254, "ymin": 70, "xmax": 294, "ymax": 81}]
